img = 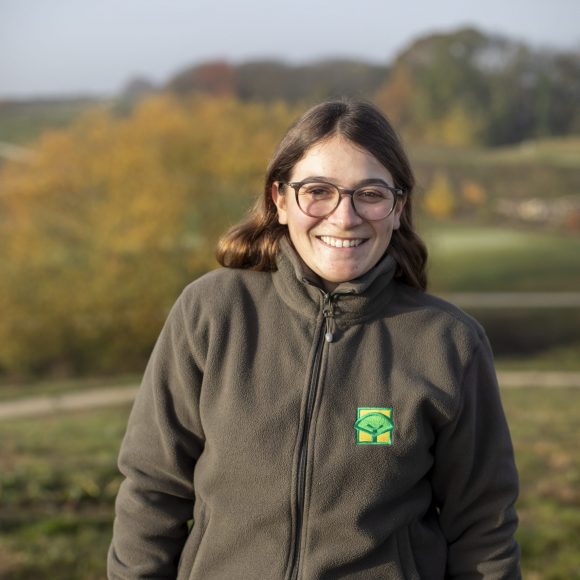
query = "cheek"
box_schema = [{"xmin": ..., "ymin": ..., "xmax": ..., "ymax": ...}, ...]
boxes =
[
  {"xmin": 286, "ymin": 207, "xmax": 318, "ymax": 235},
  {"xmin": 374, "ymin": 222, "xmax": 395, "ymax": 248}
]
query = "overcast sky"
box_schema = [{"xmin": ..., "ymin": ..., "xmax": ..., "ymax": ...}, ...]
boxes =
[{"xmin": 1, "ymin": 0, "xmax": 579, "ymax": 99}]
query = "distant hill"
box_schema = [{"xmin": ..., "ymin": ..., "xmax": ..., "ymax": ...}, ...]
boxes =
[
  {"xmin": 0, "ymin": 97, "xmax": 105, "ymax": 145},
  {"xmin": 165, "ymin": 58, "xmax": 389, "ymax": 103},
  {"xmin": 2, "ymin": 26, "xmax": 579, "ymax": 147},
  {"xmin": 135, "ymin": 27, "xmax": 580, "ymax": 145}
]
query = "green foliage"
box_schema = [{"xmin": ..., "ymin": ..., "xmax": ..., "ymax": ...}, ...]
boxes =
[{"xmin": 375, "ymin": 27, "xmax": 580, "ymax": 146}]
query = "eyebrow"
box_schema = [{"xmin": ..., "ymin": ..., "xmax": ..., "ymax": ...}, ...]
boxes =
[{"xmin": 297, "ymin": 176, "xmax": 393, "ymax": 188}]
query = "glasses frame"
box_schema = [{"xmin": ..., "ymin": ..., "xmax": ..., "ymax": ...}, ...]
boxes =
[{"xmin": 279, "ymin": 179, "xmax": 405, "ymax": 221}]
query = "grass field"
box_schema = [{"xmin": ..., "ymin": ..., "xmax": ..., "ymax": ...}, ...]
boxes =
[
  {"xmin": 0, "ymin": 99, "xmax": 105, "ymax": 145},
  {"xmin": 422, "ymin": 221, "xmax": 580, "ymax": 293},
  {"xmin": 1, "ymin": 387, "xmax": 579, "ymax": 579},
  {"xmin": 410, "ymin": 137, "xmax": 580, "ymax": 170}
]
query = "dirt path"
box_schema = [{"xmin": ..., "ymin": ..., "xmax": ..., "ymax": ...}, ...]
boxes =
[
  {"xmin": 1, "ymin": 372, "xmax": 580, "ymax": 421},
  {"xmin": 445, "ymin": 292, "xmax": 580, "ymax": 308},
  {"xmin": 0, "ymin": 385, "xmax": 138, "ymax": 421},
  {"xmin": 497, "ymin": 371, "xmax": 580, "ymax": 388}
]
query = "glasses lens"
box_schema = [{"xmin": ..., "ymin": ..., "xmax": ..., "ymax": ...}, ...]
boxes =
[
  {"xmin": 353, "ymin": 186, "xmax": 395, "ymax": 220},
  {"xmin": 297, "ymin": 182, "xmax": 340, "ymax": 217},
  {"xmin": 296, "ymin": 181, "xmax": 397, "ymax": 220}
]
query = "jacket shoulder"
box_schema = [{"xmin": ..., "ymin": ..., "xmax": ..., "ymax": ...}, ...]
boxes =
[{"xmin": 177, "ymin": 267, "xmax": 273, "ymax": 314}]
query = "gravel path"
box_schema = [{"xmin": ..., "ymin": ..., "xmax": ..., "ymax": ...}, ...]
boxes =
[
  {"xmin": 445, "ymin": 292, "xmax": 580, "ymax": 308},
  {"xmin": 0, "ymin": 385, "xmax": 138, "ymax": 421}
]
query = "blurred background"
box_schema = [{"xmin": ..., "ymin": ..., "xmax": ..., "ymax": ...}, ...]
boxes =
[{"xmin": 1, "ymin": 1, "xmax": 579, "ymax": 578}]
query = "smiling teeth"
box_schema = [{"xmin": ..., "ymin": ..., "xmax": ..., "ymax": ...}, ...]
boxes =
[{"xmin": 320, "ymin": 236, "xmax": 364, "ymax": 248}]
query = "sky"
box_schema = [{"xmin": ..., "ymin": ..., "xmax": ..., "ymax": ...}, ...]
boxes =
[{"xmin": 1, "ymin": 0, "xmax": 579, "ymax": 99}]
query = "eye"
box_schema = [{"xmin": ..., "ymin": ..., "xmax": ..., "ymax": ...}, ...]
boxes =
[
  {"xmin": 356, "ymin": 188, "xmax": 390, "ymax": 202},
  {"xmin": 301, "ymin": 183, "xmax": 335, "ymax": 198}
]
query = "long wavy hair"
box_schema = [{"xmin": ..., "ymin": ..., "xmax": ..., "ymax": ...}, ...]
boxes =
[{"xmin": 216, "ymin": 99, "xmax": 428, "ymax": 290}]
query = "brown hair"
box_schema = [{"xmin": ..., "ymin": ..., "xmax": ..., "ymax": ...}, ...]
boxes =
[{"xmin": 216, "ymin": 99, "xmax": 428, "ymax": 290}]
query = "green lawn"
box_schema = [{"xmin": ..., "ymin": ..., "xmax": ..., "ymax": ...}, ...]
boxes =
[
  {"xmin": 1, "ymin": 387, "xmax": 579, "ymax": 578},
  {"xmin": 503, "ymin": 388, "xmax": 580, "ymax": 579},
  {"xmin": 0, "ymin": 406, "xmax": 128, "ymax": 579},
  {"xmin": 421, "ymin": 221, "xmax": 580, "ymax": 293},
  {"xmin": 495, "ymin": 343, "xmax": 580, "ymax": 371},
  {"xmin": 0, "ymin": 99, "xmax": 105, "ymax": 145}
]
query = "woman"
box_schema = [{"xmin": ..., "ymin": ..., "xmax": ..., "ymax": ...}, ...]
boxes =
[{"xmin": 108, "ymin": 99, "xmax": 520, "ymax": 579}]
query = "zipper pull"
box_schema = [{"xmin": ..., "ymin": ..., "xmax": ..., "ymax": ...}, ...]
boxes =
[
  {"xmin": 322, "ymin": 294, "xmax": 336, "ymax": 343},
  {"xmin": 325, "ymin": 324, "xmax": 334, "ymax": 343}
]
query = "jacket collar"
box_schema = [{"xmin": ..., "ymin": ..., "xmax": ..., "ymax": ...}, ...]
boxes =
[{"xmin": 272, "ymin": 237, "xmax": 397, "ymax": 325}]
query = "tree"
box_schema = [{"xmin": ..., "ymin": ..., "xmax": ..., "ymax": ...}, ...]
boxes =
[
  {"xmin": 0, "ymin": 95, "xmax": 295, "ymax": 377},
  {"xmin": 424, "ymin": 171, "xmax": 456, "ymax": 219},
  {"xmin": 374, "ymin": 27, "xmax": 580, "ymax": 146}
]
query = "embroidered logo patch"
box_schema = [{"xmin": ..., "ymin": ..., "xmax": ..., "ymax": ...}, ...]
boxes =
[{"xmin": 354, "ymin": 407, "xmax": 394, "ymax": 445}]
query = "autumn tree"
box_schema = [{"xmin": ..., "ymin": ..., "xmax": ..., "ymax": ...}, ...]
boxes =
[
  {"xmin": 0, "ymin": 94, "xmax": 295, "ymax": 377},
  {"xmin": 424, "ymin": 171, "xmax": 456, "ymax": 219},
  {"xmin": 167, "ymin": 60, "xmax": 238, "ymax": 97}
]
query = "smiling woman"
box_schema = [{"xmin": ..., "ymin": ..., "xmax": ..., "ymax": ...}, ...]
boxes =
[
  {"xmin": 217, "ymin": 99, "xmax": 427, "ymax": 290},
  {"xmin": 108, "ymin": 99, "xmax": 521, "ymax": 579}
]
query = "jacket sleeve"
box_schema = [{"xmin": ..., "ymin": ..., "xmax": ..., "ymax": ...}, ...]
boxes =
[
  {"xmin": 108, "ymin": 291, "xmax": 205, "ymax": 579},
  {"xmin": 431, "ymin": 334, "xmax": 521, "ymax": 579}
]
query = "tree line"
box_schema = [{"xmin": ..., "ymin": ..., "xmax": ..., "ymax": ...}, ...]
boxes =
[{"xmin": 135, "ymin": 27, "xmax": 580, "ymax": 147}]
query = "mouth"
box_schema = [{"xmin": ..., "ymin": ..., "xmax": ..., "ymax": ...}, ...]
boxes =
[{"xmin": 318, "ymin": 235, "xmax": 367, "ymax": 248}]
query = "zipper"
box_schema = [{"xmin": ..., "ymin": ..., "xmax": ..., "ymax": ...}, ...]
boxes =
[{"xmin": 288, "ymin": 291, "xmax": 341, "ymax": 580}]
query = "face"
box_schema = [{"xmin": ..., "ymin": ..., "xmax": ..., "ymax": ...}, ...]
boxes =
[{"xmin": 272, "ymin": 135, "xmax": 405, "ymax": 292}]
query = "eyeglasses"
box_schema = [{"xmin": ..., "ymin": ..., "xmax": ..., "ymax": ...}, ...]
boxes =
[{"xmin": 278, "ymin": 179, "xmax": 405, "ymax": 221}]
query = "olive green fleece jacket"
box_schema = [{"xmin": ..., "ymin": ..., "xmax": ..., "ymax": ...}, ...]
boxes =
[{"xmin": 108, "ymin": 240, "xmax": 520, "ymax": 579}]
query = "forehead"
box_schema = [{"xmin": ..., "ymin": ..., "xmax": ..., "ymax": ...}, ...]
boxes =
[{"xmin": 290, "ymin": 136, "xmax": 392, "ymax": 184}]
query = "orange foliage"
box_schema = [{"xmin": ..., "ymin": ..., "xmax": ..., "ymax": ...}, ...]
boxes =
[
  {"xmin": 461, "ymin": 179, "xmax": 487, "ymax": 205},
  {"xmin": 423, "ymin": 171, "xmax": 456, "ymax": 219},
  {"xmin": 375, "ymin": 66, "xmax": 414, "ymax": 127},
  {"xmin": 0, "ymin": 94, "xmax": 295, "ymax": 376}
]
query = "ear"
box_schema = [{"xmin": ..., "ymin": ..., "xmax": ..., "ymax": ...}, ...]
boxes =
[
  {"xmin": 392, "ymin": 196, "xmax": 406, "ymax": 231},
  {"xmin": 271, "ymin": 182, "xmax": 288, "ymax": 225}
]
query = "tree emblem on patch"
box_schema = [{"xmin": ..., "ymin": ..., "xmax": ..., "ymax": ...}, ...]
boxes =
[{"xmin": 354, "ymin": 407, "xmax": 394, "ymax": 445}]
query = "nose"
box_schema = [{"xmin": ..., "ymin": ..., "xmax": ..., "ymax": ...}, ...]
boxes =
[{"xmin": 326, "ymin": 193, "xmax": 363, "ymax": 227}]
